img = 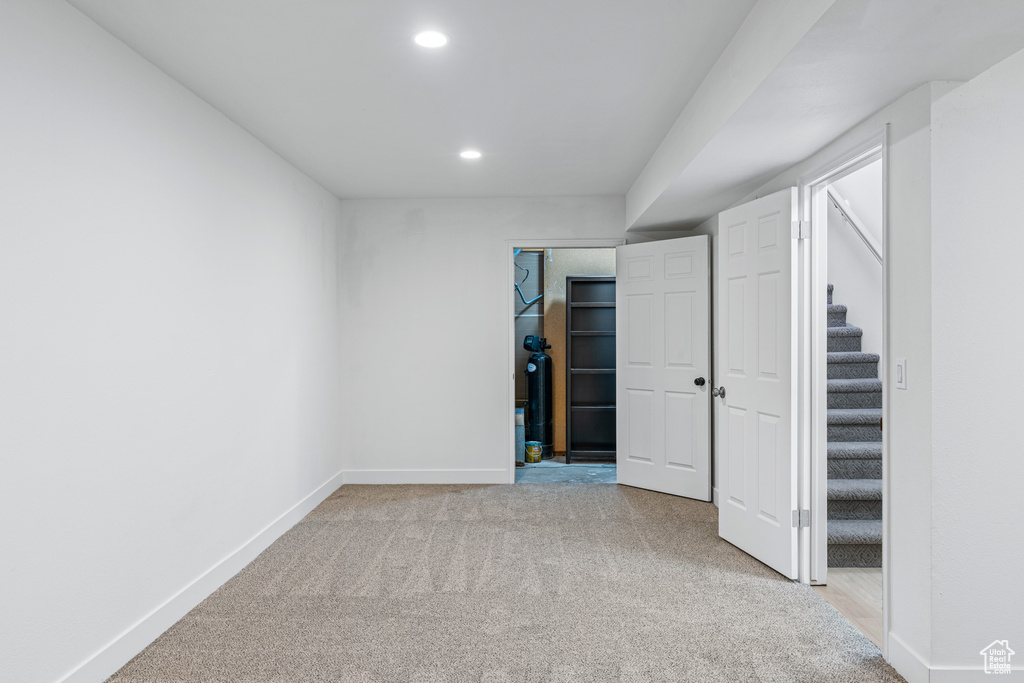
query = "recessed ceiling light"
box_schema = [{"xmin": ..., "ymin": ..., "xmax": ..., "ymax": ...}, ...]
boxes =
[
  {"xmin": 460, "ymin": 150, "xmax": 482, "ymax": 160},
  {"xmin": 414, "ymin": 30, "xmax": 449, "ymax": 48}
]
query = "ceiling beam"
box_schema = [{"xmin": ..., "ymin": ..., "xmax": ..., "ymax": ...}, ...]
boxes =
[{"xmin": 625, "ymin": 0, "xmax": 836, "ymax": 229}]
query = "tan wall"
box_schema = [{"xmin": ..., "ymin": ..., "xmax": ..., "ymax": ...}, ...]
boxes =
[{"xmin": 543, "ymin": 248, "xmax": 615, "ymax": 453}]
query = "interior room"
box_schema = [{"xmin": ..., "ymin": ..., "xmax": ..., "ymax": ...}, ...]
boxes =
[
  {"xmin": 3, "ymin": 1, "xmax": 1024, "ymax": 682},
  {"xmin": 513, "ymin": 248, "xmax": 617, "ymax": 484}
]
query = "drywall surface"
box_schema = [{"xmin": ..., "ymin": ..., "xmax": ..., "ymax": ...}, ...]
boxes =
[
  {"xmin": 931, "ymin": 47, "xmax": 1024, "ymax": 675},
  {"xmin": 827, "ymin": 190, "xmax": 883, "ymax": 356},
  {"xmin": 831, "ymin": 160, "xmax": 883, "ymax": 246},
  {"xmin": 542, "ymin": 249, "xmax": 616, "ymax": 453},
  {"xmin": 738, "ymin": 83, "xmax": 944, "ymax": 677},
  {"xmin": 337, "ymin": 197, "xmax": 624, "ymax": 480},
  {"xmin": 626, "ymin": 0, "xmax": 834, "ymax": 228},
  {"xmin": 0, "ymin": 2, "xmax": 343, "ymax": 681}
]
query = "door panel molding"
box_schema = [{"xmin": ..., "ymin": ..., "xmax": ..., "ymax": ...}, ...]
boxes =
[
  {"xmin": 616, "ymin": 235, "xmax": 711, "ymax": 501},
  {"xmin": 715, "ymin": 188, "xmax": 799, "ymax": 580}
]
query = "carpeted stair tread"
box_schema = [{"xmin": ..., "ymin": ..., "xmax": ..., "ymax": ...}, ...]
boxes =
[
  {"xmin": 828, "ymin": 479, "xmax": 882, "ymax": 500},
  {"xmin": 828, "ymin": 325, "xmax": 863, "ymax": 338},
  {"xmin": 828, "ymin": 519, "xmax": 883, "ymax": 545},
  {"xmin": 828, "ymin": 351, "xmax": 879, "ymax": 364},
  {"xmin": 829, "ymin": 459, "xmax": 883, "ymax": 479},
  {"xmin": 827, "ymin": 377, "xmax": 881, "ymax": 407},
  {"xmin": 828, "ymin": 543, "xmax": 882, "ymax": 568},
  {"xmin": 828, "ymin": 378, "xmax": 882, "ymax": 393},
  {"xmin": 828, "ymin": 304, "xmax": 848, "ymax": 325},
  {"xmin": 827, "ymin": 408, "xmax": 882, "ymax": 425},
  {"xmin": 828, "ymin": 442, "xmax": 882, "ymax": 459}
]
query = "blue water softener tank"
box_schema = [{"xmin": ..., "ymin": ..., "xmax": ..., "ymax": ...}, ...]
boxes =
[{"xmin": 523, "ymin": 335, "xmax": 554, "ymax": 459}]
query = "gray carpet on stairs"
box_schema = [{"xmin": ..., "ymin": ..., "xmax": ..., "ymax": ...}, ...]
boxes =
[
  {"xmin": 827, "ymin": 352, "xmax": 880, "ymax": 379},
  {"xmin": 827, "ymin": 285, "xmax": 883, "ymax": 568},
  {"xmin": 108, "ymin": 484, "xmax": 904, "ymax": 682}
]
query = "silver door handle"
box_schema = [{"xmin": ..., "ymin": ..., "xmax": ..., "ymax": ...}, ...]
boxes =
[{"xmin": 712, "ymin": 386, "xmax": 726, "ymax": 398}]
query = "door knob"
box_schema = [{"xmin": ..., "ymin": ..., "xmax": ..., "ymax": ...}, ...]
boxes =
[
  {"xmin": 694, "ymin": 377, "xmax": 706, "ymax": 386},
  {"xmin": 712, "ymin": 386, "xmax": 726, "ymax": 398}
]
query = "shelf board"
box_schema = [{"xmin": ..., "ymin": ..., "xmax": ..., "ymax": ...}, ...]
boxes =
[
  {"xmin": 570, "ymin": 368, "xmax": 615, "ymax": 374},
  {"xmin": 570, "ymin": 404, "xmax": 615, "ymax": 411},
  {"xmin": 570, "ymin": 330, "xmax": 614, "ymax": 336},
  {"xmin": 570, "ymin": 302, "xmax": 615, "ymax": 308},
  {"xmin": 568, "ymin": 449, "xmax": 616, "ymax": 460}
]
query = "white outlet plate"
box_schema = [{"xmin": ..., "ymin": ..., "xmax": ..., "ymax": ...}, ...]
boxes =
[{"xmin": 895, "ymin": 358, "xmax": 907, "ymax": 390}]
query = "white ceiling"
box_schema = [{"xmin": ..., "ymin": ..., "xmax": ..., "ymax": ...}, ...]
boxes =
[
  {"xmin": 63, "ymin": 0, "xmax": 1024, "ymax": 229},
  {"xmin": 65, "ymin": 0, "xmax": 757, "ymax": 199}
]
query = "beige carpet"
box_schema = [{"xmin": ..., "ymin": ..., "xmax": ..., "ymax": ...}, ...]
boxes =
[{"xmin": 110, "ymin": 484, "xmax": 905, "ymax": 682}]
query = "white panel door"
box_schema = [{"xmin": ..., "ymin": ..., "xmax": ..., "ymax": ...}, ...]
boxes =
[
  {"xmin": 716, "ymin": 188, "xmax": 799, "ymax": 579},
  {"xmin": 616, "ymin": 235, "xmax": 710, "ymax": 500}
]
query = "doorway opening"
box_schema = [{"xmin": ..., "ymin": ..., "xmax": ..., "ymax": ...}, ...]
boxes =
[
  {"xmin": 807, "ymin": 146, "xmax": 885, "ymax": 650},
  {"xmin": 512, "ymin": 247, "xmax": 617, "ymax": 484}
]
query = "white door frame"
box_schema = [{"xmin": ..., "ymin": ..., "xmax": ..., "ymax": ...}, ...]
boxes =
[
  {"xmin": 798, "ymin": 127, "xmax": 889, "ymax": 654},
  {"xmin": 505, "ymin": 238, "xmax": 625, "ymax": 484}
]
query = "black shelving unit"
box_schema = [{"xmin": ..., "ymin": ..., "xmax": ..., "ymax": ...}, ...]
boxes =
[{"xmin": 565, "ymin": 276, "xmax": 616, "ymax": 463}]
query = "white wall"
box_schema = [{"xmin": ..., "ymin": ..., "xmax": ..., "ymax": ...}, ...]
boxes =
[
  {"xmin": 931, "ymin": 48, "xmax": 1024, "ymax": 676},
  {"xmin": 0, "ymin": 2, "xmax": 343, "ymax": 681},
  {"xmin": 831, "ymin": 160, "xmax": 883, "ymax": 246},
  {"xmin": 337, "ymin": 197, "xmax": 624, "ymax": 482},
  {"xmin": 827, "ymin": 162, "xmax": 883, "ymax": 356}
]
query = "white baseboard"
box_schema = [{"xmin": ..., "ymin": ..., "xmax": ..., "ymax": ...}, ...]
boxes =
[
  {"xmin": 931, "ymin": 665, "xmax": 1023, "ymax": 682},
  {"xmin": 342, "ymin": 468, "xmax": 508, "ymax": 485},
  {"xmin": 712, "ymin": 487, "xmax": 719, "ymax": 507},
  {"xmin": 60, "ymin": 469, "xmax": 346, "ymax": 683},
  {"xmin": 887, "ymin": 632, "xmax": 931, "ymax": 683}
]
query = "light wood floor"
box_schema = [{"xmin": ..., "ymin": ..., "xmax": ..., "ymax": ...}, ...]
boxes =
[{"xmin": 813, "ymin": 568, "xmax": 883, "ymax": 649}]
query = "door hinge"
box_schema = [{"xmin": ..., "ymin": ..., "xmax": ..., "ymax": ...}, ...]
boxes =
[
  {"xmin": 792, "ymin": 220, "xmax": 810, "ymax": 240},
  {"xmin": 792, "ymin": 509, "xmax": 810, "ymax": 528}
]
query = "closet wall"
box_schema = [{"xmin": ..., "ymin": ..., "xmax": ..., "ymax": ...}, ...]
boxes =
[{"xmin": 543, "ymin": 249, "xmax": 615, "ymax": 454}]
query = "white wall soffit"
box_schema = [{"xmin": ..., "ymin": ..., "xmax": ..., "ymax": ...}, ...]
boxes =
[
  {"xmin": 624, "ymin": 0, "xmax": 837, "ymax": 229},
  {"xmin": 627, "ymin": 0, "xmax": 1024, "ymax": 232}
]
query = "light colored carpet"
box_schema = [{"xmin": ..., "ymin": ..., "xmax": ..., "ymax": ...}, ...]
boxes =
[{"xmin": 110, "ymin": 484, "xmax": 905, "ymax": 682}]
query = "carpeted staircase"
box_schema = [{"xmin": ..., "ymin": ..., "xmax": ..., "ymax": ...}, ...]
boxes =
[{"xmin": 827, "ymin": 284, "xmax": 882, "ymax": 567}]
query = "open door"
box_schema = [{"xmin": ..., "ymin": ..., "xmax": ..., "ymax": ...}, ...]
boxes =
[
  {"xmin": 715, "ymin": 188, "xmax": 799, "ymax": 579},
  {"xmin": 615, "ymin": 235, "xmax": 711, "ymax": 500}
]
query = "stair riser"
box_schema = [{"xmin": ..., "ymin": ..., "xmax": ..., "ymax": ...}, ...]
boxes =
[
  {"xmin": 828, "ymin": 499, "xmax": 882, "ymax": 520},
  {"xmin": 828, "ymin": 544, "xmax": 882, "ymax": 568},
  {"xmin": 828, "ymin": 459, "xmax": 883, "ymax": 479},
  {"xmin": 828, "ymin": 310, "xmax": 847, "ymax": 326},
  {"xmin": 829, "ymin": 423, "xmax": 882, "ymax": 442},
  {"xmin": 828, "ymin": 361, "xmax": 878, "ymax": 379},
  {"xmin": 828, "ymin": 392, "xmax": 882, "ymax": 409},
  {"xmin": 828, "ymin": 335, "xmax": 862, "ymax": 352}
]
